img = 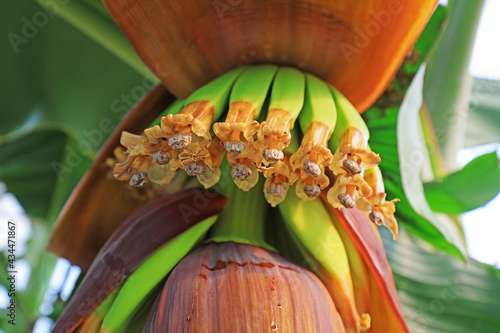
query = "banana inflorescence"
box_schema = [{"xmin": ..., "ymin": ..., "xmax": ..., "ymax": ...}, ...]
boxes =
[
  {"xmin": 113, "ymin": 64, "xmax": 399, "ymax": 238},
  {"xmin": 69, "ymin": 65, "xmax": 405, "ymax": 333}
]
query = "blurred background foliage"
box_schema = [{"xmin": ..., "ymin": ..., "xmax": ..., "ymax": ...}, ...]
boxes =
[{"xmin": 0, "ymin": 0, "xmax": 499, "ymax": 332}]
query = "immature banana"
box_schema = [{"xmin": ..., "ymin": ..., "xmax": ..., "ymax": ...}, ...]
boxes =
[
  {"xmin": 326, "ymin": 87, "xmax": 382, "ymax": 211},
  {"xmin": 256, "ymin": 67, "xmax": 305, "ymax": 205},
  {"xmin": 256, "ymin": 66, "xmax": 305, "ymax": 160},
  {"xmin": 213, "ymin": 64, "xmax": 278, "ymax": 191},
  {"xmin": 327, "ymin": 208, "xmax": 372, "ymax": 324},
  {"xmin": 290, "ymin": 73, "xmax": 337, "ymax": 200},
  {"xmin": 99, "ymin": 217, "xmax": 218, "ymax": 333},
  {"xmin": 182, "ymin": 66, "xmax": 247, "ymax": 123},
  {"xmin": 329, "ymin": 87, "xmax": 370, "ymax": 147},
  {"xmin": 279, "ymin": 193, "xmax": 370, "ymax": 333}
]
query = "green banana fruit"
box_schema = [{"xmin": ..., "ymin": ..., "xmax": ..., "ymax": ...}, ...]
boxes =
[
  {"xmin": 268, "ymin": 66, "xmax": 305, "ymax": 124},
  {"xmin": 229, "ymin": 64, "xmax": 278, "ymax": 118},
  {"xmin": 298, "ymin": 73, "xmax": 337, "ymax": 135},
  {"xmin": 329, "ymin": 86, "xmax": 370, "ymax": 149},
  {"xmin": 184, "ymin": 66, "xmax": 247, "ymax": 122},
  {"xmin": 100, "ymin": 216, "xmax": 218, "ymax": 333}
]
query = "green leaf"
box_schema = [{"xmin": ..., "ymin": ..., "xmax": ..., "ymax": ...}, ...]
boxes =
[
  {"xmin": 33, "ymin": 0, "xmax": 155, "ymax": 81},
  {"xmin": 0, "ymin": 126, "xmax": 91, "ymax": 323},
  {"xmin": 0, "ymin": 0, "xmax": 147, "ymax": 149},
  {"xmin": 382, "ymin": 227, "xmax": 500, "ymax": 333},
  {"xmin": 424, "ymin": 152, "xmax": 500, "ymax": 214},
  {"xmin": 0, "ymin": 126, "xmax": 91, "ymax": 221}
]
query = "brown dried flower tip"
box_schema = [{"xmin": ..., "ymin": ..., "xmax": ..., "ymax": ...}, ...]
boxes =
[
  {"xmin": 224, "ymin": 141, "xmax": 246, "ymax": 157},
  {"xmin": 304, "ymin": 184, "xmax": 321, "ymax": 199},
  {"xmin": 269, "ymin": 183, "xmax": 287, "ymax": 198},
  {"xmin": 337, "ymin": 193, "xmax": 355, "ymax": 208},
  {"xmin": 232, "ymin": 164, "xmax": 252, "ymax": 180},
  {"xmin": 262, "ymin": 153, "xmax": 298, "ymax": 207},
  {"xmin": 213, "ymin": 101, "xmax": 260, "ymax": 157},
  {"xmin": 357, "ymin": 190, "xmax": 400, "ymax": 240},
  {"xmin": 255, "ymin": 108, "xmax": 295, "ymax": 163},
  {"xmin": 303, "ymin": 159, "xmax": 321, "ymax": 178},
  {"xmin": 342, "ymin": 159, "xmax": 362, "ymax": 175},
  {"xmin": 326, "ymin": 174, "xmax": 372, "ymax": 210},
  {"xmin": 290, "ymin": 122, "xmax": 333, "ymax": 201},
  {"xmin": 153, "ymin": 151, "xmax": 172, "ymax": 165},
  {"xmin": 185, "ymin": 162, "xmax": 206, "ymax": 176},
  {"xmin": 263, "ymin": 148, "xmax": 284, "ymax": 163},
  {"xmin": 369, "ymin": 210, "xmax": 384, "ymax": 226},
  {"xmin": 129, "ymin": 172, "xmax": 148, "ymax": 187},
  {"xmin": 168, "ymin": 133, "xmax": 192, "ymax": 150},
  {"xmin": 177, "ymin": 137, "xmax": 224, "ymax": 188},
  {"xmin": 330, "ymin": 127, "xmax": 380, "ymax": 177}
]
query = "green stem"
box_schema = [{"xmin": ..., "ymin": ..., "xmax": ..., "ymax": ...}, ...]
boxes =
[
  {"xmin": 34, "ymin": 0, "xmax": 158, "ymax": 82},
  {"xmin": 424, "ymin": 0, "xmax": 485, "ymax": 170},
  {"xmin": 208, "ymin": 164, "xmax": 272, "ymax": 251}
]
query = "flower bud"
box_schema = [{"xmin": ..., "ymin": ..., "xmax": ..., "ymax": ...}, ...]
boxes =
[{"xmin": 147, "ymin": 242, "xmax": 345, "ymax": 332}]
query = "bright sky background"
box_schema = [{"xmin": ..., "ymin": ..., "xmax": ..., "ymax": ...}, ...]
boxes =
[{"xmin": 0, "ymin": 1, "xmax": 499, "ymax": 332}]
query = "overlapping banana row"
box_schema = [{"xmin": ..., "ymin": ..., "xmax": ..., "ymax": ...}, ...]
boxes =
[{"xmin": 112, "ymin": 65, "xmax": 399, "ymax": 239}]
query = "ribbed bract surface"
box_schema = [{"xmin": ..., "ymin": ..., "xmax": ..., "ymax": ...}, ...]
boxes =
[{"xmin": 147, "ymin": 242, "xmax": 345, "ymax": 332}]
